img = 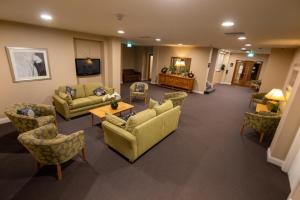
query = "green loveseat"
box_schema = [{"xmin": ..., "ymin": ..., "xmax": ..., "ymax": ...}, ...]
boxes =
[
  {"xmin": 102, "ymin": 100, "xmax": 181, "ymax": 162},
  {"xmin": 53, "ymin": 82, "xmax": 115, "ymax": 120}
]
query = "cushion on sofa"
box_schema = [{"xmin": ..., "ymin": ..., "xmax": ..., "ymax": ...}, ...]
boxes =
[
  {"xmin": 126, "ymin": 109, "xmax": 156, "ymax": 133},
  {"xmin": 148, "ymin": 98, "xmax": 159, "ymax": 109},
  {"xmin": 87, "ymin": 96, "xmax": 105, "ymax": 104},
  {"xmin": 154, "ymin": 100, "xmax": 173, "ymax": 115},
  {"xmin": 105, "ymin": 113, "xmax": 126, "ymax": 128},
  {"xmin": 84, "ymin": 82, "xmax": 103, "ymax": 96},
  {"xmin": 71, "ymin": 98, "xmax": 94, "ymax": 109},
  {"xmin": 59, "ymin": 91, "xmax": 73, "ymax": 106},
  {"xmin": 59, "ymin": 85, "xmax": 86, "ymax": 99}
]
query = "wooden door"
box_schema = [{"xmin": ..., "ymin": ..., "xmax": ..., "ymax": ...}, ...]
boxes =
[{"xmin": 232, "ymin": 60, "xmax": 262, "ymax": 87}]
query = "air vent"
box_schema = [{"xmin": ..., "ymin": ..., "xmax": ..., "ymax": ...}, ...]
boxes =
[{"xmin": 224, "ymin": 32, "xmax": 245, "ymax": 36}]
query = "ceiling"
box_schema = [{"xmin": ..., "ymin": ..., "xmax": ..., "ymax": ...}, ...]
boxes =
[{"xmin": 0, "ymin": 0, "xmax": 300, "ymax": 51}]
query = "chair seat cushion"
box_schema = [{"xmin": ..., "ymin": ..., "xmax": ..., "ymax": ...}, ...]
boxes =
[
  {"xmin": 71, "ymin": 98, "xmax": 94, "ymax": 109},
  {"xmin": 37, "ymin": 116, "xmax": 56, "ymax": 126},
  {"xmin": 132, "ymin": 92, "xmax": 145, "ymax": 97}
]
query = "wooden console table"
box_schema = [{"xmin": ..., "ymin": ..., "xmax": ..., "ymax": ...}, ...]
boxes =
[{"xmin": 158, "ymin": 73, "xmax": 194, "ymax": 92}]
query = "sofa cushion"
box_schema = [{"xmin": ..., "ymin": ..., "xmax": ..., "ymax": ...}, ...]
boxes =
[
  {"xmin": 148, "ymin": 98, "xmax": 159, "ymax": 109},
  {"xmin": 66, "ymin": 86, "xmax": 76, "ymax": 99},
  {"xmin": 58, "ymin": 91, "xmax": 73, "ymax": 106},
  {"xmin": 84, "ymin": 82, "xmax": 103, "ymax": 96},
  {"xmin": 126, "ymin": 109, "xmax": 156, "ymax": 133},
  {"xmin": 59, "ymin": 85, "xmax": 86, "ymax": 99},
  {"xmin": 154, "ymin": 100, "xmax": 173, "ymax": 115},
  {"xmin": 87, "ymin": 96, "xmax": 105, "ymax": 104},
  {"xmin": 94, "ymin": 87, "xmax": 106, "ymax": 96},
  {"xmin": 71, "ymin": 98, "xmax": 94, "ymax": 109},
  {"xmin": 105, "ymin": 113, "xmax": 126, "ymax": 129}
]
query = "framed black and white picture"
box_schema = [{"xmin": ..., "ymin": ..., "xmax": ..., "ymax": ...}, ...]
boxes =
[{"xmin": 6, "ymin": 47, "xmax": 51, "ymax": 82}]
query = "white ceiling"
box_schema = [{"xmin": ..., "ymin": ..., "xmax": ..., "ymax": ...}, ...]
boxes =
[{"xmin": 0, "ymin": 0, "xmax": 300, "ymax": 51}]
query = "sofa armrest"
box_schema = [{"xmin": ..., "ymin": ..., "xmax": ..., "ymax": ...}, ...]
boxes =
[
  {"xmin": 53, "ymin": 95, "xmax": 70, "ymax": 119},
  {"xmin": 102, "ymin": 121, "xmax": 137, "ymax": 161}
]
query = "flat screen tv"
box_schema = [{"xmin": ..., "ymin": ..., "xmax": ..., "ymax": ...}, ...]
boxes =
[{"xmin": 75, "ymin": 58, "xmax": 100, "ymax": 76}]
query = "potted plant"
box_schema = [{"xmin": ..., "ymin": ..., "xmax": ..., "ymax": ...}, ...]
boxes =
[
  {"xmin": 110, "ymin": 97, "xmax": 118, "ymax": 110},
  {"xmin": 169, "ymin": 65, "xmax": 177, "ymax": 74}
]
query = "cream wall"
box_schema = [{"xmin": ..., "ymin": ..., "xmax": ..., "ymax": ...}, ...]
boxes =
[
  {"xmin": 152, "ymin": 46, "xmax": 211, "ymax": 93},
  {"xmin": 121, "ymin": 45, "xmax": 136, "ymax": 70},
  {"xmin": 0, "ymin": 21, "xmax": 121, "ymax": 119},
  {"xmin": 260, "ymin": 48, "xmax": 295, "ymax": 92}
]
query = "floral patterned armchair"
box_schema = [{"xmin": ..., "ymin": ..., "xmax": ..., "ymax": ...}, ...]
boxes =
[
  {"xmin": 129, "ymin": 82, "xmax": 149, "ymax": 104},
  {"xmin": 5, "ymin": 103, "xmax": 56, "ymax": 133},
  {"xmin": 164, "ymin": 91, "xmax": 188, "ymax": 107},
  {"xmin": 17, "ymin": 123, "xmax": 86, "ymax": 180},
  {"xmin": 240, "ymin": 111, "xmax": 281, "ymax": 143},
  {"xmin": 249, "ymin": 92, "xmax": 267, "ymax": 107}
]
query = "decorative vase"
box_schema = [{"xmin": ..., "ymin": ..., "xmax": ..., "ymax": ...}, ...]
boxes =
[{"xmin": 111, "ymin": 101, "xmax": 118, "ymax": 110}]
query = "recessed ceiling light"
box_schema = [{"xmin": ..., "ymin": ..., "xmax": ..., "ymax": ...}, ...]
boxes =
[
  {"xmin": 117, "ymin": 30, "xmax": 125, "ymax": 34},
  {"xmin": 245, "ymin": 44, "xmax": 252, "ymax": 47},
  {"xmin": 155, "ymin": 38, "xmax": 161, "ymax": 42},
  {"xmin": 178, "ymin": 43, "xmax": 183, "ymax": 46},
  {"xmin": 238, "ymin": 36, "xmax": 247, "ymax": 40},
  {"xmin": 222, "ymin": 21, "xmax": 234, "ymax": 27},
  {"xmin": 40, "ymin": 13, "xmax": 53, "ymax": 21},
  {"xmin": 241, "ymin": 48, "xmax": 247, "ymax": 51}
]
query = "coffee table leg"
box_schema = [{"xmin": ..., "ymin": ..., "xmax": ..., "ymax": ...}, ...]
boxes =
[{"xmin": 91, "ymin": 114, "xmax": 94, "ymax": 126}]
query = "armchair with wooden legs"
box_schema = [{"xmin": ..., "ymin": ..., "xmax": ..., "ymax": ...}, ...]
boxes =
[
  {"xmin": 129, "ymin": 82, "xmax": 149, "ymax": 104},
  {"xmin": 249, "ymin": 92, "xmax": 267, "ymax": 107},
  {"xmin": 18, "ymin": 123, "xmax": 86, "ymax": 180},
  {"xmin": 240, "ymin": 112, "xmax": 281, "ymax": 143}
]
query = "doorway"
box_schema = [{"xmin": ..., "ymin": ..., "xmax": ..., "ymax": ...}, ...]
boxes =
[
  {"xmin": 232, "ymin": 60, "xmax": 263, "ymax": 87},
  {"xmin": 147, "ymin": 54, "xmax": 153, "ymax": 81}
]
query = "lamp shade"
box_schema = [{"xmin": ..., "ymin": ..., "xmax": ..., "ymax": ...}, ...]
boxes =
[{"xmin": 265, "ymin": 89, "xmax": 285, "ymax": 101}]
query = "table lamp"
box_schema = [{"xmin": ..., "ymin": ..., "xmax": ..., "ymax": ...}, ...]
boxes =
[{"xmin": 265, "ymin": 88, "xmax": 285, "ymax": 112}]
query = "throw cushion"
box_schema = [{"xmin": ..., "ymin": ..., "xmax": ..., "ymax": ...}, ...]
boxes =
[
  {"xmin": 135, "ymin": 83, "xmax": 145, "ymax": 92},
  {"xmin": 105, "ymin": 113, "xmax": 126, "ymax": 128},
  {"xmin": 154, "ymin": 100, "xmax": 173, "ymax": 115},
  {"xmin": 148, "ymin": 98, "xmax": 159, "ymax": 109},
  {"xmin": 66, "ymin": 86, "xmax": 76, "ymax": 99},
  {"xmin": 94, "ymin": 87, "xmax": 106, "ymax": 96},
  {"xmin": 121, "ymin": 112, "xmax": 136, "ymax": 121},
  {"xmin": 59, "ymin": 92, "xmax": 73, "ymax": 106},
  {"xmin": 17, "ymin": 107, "xmax": 35, "ymax": 118},
  {"xmin": 126, "ymin": 109, "xmax": 156, "ymax": 133},
  {"xmin": 84, "ymin": 82, "xmax": 102, "ymax": 96}
]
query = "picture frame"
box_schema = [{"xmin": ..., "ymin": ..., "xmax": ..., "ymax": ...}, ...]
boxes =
[{"xmin": 6, "ymin": 47, "xmax": 51, "ymax": 82}]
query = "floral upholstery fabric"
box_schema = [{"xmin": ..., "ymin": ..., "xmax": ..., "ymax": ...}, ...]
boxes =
[
  {"xmin": 243, "ymin": 112, "xmax": 281, "ymax": 135},
  {"xmin": 250, "ymin": 92, "xmax": 267, "ymax": 106},
  {"xmin": 164, "ymin": 91, "xmax": 187, "ymax": 107},
  {"xmin": 5, "ymin": 103, "xmax": 56, "ymax": 133},
  {"xmin": 18, "ymin": 123, "xmax": 85, "ymax": 165}
]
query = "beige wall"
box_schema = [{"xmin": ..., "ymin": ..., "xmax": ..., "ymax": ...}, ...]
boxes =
[
  {"xmin": 152, "ymin": 46, "xmax": 211, "ymax": 92},
  {"xmin": 260, "ymin": 48, "xmax": 295, "ymax": 92},
  {"xmin": 270, "ymin": 48, "xmax": 300, "ymax": 161},
  {"xmin": 121, "ymin": 45, "xmax": 136, "ymax": 70},
  {"xmin": 0, "ymin": 21, "xmax": 121, "ymax": 119}
]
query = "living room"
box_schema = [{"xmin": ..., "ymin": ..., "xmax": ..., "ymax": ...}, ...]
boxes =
[{"xmin": 1, "ymin": 1, "xmax": 300, "ymax": 200}]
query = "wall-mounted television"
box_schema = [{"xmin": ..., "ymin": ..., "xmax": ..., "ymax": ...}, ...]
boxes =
[{"xmin": 75, "ymin": 58, "xmax": 100, "ymax": 76}]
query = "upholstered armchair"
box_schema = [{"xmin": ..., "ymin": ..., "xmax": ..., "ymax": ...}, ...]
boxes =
[
  {"xmin": 17, "ymin": 123, "xmax": 86, "ymax": 180},
  {"xmin": 164, "ymin": 91, "xmax": 188, "ymax": 107},
  {"xmin": 5, "ymin": 103, "xmax": 56, "ymax": 133},
  {"xmin": 249, "ymin": 92, "xmax": 267, "ymax": 107},
  {"xmin": 129, "ymin": 82, "xmax": 149, "ymax": 104},
  {"xmin": 240, "ymin": 111, "xmax": 281, "ymax": 143},
  {"xmin": 250, "ymin": 80, "xmax": 262, "ymax": 91}
]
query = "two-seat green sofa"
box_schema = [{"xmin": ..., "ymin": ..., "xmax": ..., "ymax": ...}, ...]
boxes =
[
  {"xmin": 53, "ymin": 82, "xmax": 114, "ymax": 120},
  {"xmin": 102, "ymin": 100, "xmax": 181, "ymax": 162}
]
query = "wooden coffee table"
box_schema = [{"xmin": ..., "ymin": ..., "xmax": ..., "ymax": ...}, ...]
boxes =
[{"xmin": 89, "ymin": 102, "xmax": 134, "ymax": 126}]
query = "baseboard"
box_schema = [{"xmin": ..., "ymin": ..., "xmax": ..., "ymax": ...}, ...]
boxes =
[
  {"xmin": 0, "ymin": 117, "xmax": 10, "ymax": 124},
  {"xmin": 220, "ymin": 82, "xmax": 232, "ymax": 85},
  {"xmin": 192, "ymin": 90, "xmax": 204, "ymax": 94},
  {"xmin": 267, "ymin": 148, "xmax": 284, "ymax": 167}
]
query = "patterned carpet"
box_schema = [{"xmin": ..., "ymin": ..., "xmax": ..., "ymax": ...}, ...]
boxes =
[{"xmin": 0, "ymin": 83, "xmax": 290, "ymax": 200}]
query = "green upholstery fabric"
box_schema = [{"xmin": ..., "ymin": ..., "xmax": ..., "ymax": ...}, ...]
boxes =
[
  {"xmin": 18, "ymin": 123, "xmax": 85, "ymax": 165},
  {"xmin": 102, "ymin": 106, "xmax": 181, "ymax": 162},
  {"xmin": 53, "ymin": 82, "xmax": 115, "ymax": 120},
  {"xmin": 251, "ymin": 80, "xmax": 262, "ymax": 91},
  {"xmin": 148, "ymin": 98, "xmax": 159, "ymax": 109},
  {"xmin": 84, "ymin": 82, "xmax": 103, "ymax": 96},
  {"xmin": 164, "ymin": 91, "xmax": 188, "ymax": 107},
  {"xmin": 130, "ymin": 82, "xmax": 149, "ymax": 103},
  {"xmin": 154, "ymin": 100, "xmax": 173, "ymax": 115},
  {"xmin": 105, "ymin": 113, "xmax": 126, "ymax": 128},
  {"xmin": 5, "ymin": 103, "xmax": 56, "ymax": 133},
  {"xmin": 58, "ymin": 92, "xmax": 73, "ymax": 106},
  {"xmin": 242, "ymin": 111, "xmax": 281, "ymax": 139},
  {"xmin": 249, "ymin": 92, "xmax": 267, "ymax": 107},
  {"xmin": 126, "ymin": 109, "xmax": 156, "ymax": 133}
]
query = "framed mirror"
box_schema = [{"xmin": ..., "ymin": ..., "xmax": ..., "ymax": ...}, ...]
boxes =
[{"xmin": 170, "ymin": 57, "xmax": 192, "ymax": 74}]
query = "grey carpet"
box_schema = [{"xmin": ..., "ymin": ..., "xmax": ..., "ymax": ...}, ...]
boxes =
[{"xmin": 0, "ymin": 83, "xmax": 290, "ymax": 200}]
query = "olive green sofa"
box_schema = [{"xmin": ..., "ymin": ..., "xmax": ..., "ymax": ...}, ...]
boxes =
[
  {"xmin": 102, "ymin": 100, "xmax": 181, "ymax": 162},
  {"xmin": 53, "ymin": 82, "xmax": 115, "ymax": 120}
]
